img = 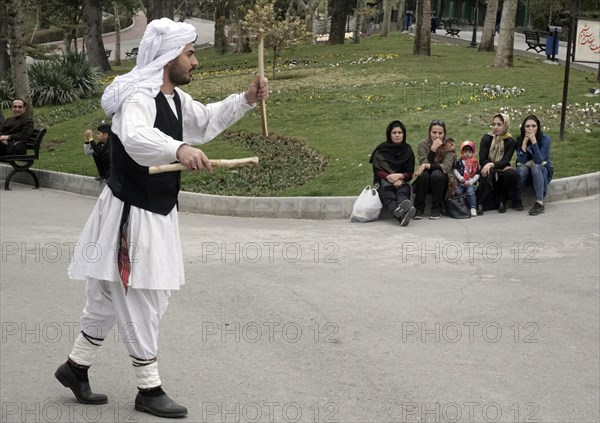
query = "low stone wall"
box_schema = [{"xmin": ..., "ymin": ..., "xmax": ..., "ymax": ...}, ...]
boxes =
[{"xmin": 1, "ymin": 164, "xmax": 598, "ymax": 219}]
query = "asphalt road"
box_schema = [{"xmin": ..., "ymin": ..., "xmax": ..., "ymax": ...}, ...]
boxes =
[{"xmin": 1, "ymin": 187, "xmax": 599, "ymax": 422}]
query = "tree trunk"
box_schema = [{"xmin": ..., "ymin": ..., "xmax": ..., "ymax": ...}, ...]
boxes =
[
  {"xmin": 143, "ymin": 0, "xmax": 173, "ymax": 22},
  {"xmin": 397, "ymin": 0, "xmax": 406, "ymax": 31},
  {"xmin": 214, "ymin": 16, "xmax": 228, "ymax": 54},
  {"xmin": 177, "ymin": 0, "xmax": 189, "ymax": 21},
  {"xmin": 413, "ymin": 0, "xmax": 431, "ymax": 56},
  {"xmin": 305, "ymin": 0, "xmax": 320, "ymax": 34},
  {"xmin": 329, "ymin": 0, "xmax": 350, "ymax": 44},
  {"xmin": 0, "ymin": 2, "xmax": 11, "ymax": 78},
  {"xmin": 82, "ymin": 0, "xmax": 111, "ymax": 72},
  {"xmin": 479, "ymin": 0, "xmax": 498, "ymax": 51},
  {"xmin": 114, "ymin": 2, "xmax": 121, "ymax": 66},
  {"xmin": 353, "ymin": 0, "xmax": 366, "ymax": 43},
  {"xmin": 493, "ymin": 0, "xmax": 518, "ymax": 67},
  {"xmin": 381, "ymin": 0, "xmax": 392, "ymax": 36},
  {"xmin": 6, "ymin": 0, "xmax": 30, "ymax": 106}
]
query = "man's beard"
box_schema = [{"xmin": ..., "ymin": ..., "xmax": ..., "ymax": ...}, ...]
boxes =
[{"xmin": 169, "ymin": 65, "xmax": 194, "ymax": 86}]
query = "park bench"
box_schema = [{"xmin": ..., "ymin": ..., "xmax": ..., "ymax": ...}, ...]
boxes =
[
  {"xmin": 524, "ymin": 30, "xmax": 547, "ymax": 53},
  {"xmin": 125, "ymin": 47, "xmax": 138, "ymax": 57},
  {"xmin": 0, "ymin": 128, "xmax": 46, "ymax": 190},
  {"xmin": 104, "ymin": 49, "xmax": 112, "ymax": 59},
  {"xmin": 444, "ymin": 20, "xmax": 461, "ymax": 37}
]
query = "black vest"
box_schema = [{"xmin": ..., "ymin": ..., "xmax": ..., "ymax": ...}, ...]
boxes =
[{"xmin": 107, "ymin": 92, "xmax": 183, "ymax": 215}]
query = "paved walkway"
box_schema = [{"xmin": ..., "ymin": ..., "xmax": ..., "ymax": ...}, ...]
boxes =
[
  {"xmin": 100, "ymin": 14, "xmax": 215, "ymax": 61},
  {"xmin": 431, "ymin": 27, "xmax": 599, "ymax": 73},
  {"xmin": 1, "ymin": 187, "xmax": 598, "ymax": 422}
]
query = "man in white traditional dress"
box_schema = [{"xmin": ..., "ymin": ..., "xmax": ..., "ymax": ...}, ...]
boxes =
[{"xmin": 54, "ymin": 18, "xmax": 268, "ymax": 418}]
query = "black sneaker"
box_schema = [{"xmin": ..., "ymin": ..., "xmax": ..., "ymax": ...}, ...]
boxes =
[
  {"xmin": 512, "ymin": 199, "xmax": 524, "ymax": 211},
  {"xmin": 498, "ymin": 201, "xmax": 507, "ymax": 213},
  {"xmin": 393, "ymin": 199, "xmax": 412, "ymax": 220},
  {"xmin": 477, "ymin": 204, "xmax": 484, "ymax": 216},
  {"xmin": 400, "ymin": 207, "xmax": 416, "ymax": 226},
  {"xmin": 413, "ymin": 209, "xmax": 424, "ymax": 220},
  {"xmin": 429, "ymin": 210, "xmax": 442, "ymax": 220},
  {"xmin": 529, "ymin": 202, "xmax": 545, "ymax": 216}
]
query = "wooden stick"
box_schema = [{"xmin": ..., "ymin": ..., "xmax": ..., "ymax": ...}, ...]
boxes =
[
  {"xmin": 257, "ymin": 29, "xmax": 269, "ymax": 137},
  {"xmin": 149, "ymin": 157, "xmax": 259, "ymax": 174}
]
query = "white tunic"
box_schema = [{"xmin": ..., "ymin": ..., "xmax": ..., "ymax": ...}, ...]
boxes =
[{"xmin": 68, "ymin": 88, "xmax": 255, "ymax": 290}]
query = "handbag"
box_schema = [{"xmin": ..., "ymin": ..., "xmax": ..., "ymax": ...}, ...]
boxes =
[
  {"xmin": 350, "ymin": 185, "xmax": 383, "ymax": 223},
  {"xmin": 445, "ymin": 193, "xmax": 471, "ymax": 219}
]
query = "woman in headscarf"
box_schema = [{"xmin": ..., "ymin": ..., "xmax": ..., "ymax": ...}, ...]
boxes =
[
  {"xmin": 412, "ymin": 119, "xmax": 457, "ymax": 220},
  {"xmin": 476, "ymin": 113, "xmax": 517, "ymax": 214},
  {"xmin": 370, "ymin": 120, "xmax": 416, "ymax": 226}
]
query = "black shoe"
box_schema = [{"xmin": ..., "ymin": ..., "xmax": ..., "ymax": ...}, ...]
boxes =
[
  {"xmin": 529, "ymin": 202, "xmax": 545, "ymax": 216},
  {"xmin": 512, "ymin": 199, "xmax": 524, "ymax": 211},
  {"xmin": 498, "ymin": 201, "xmax": 506, "ymax": 213},
  {"xmin": 429, "ymin": 210, "xmax": 442, "ymax": 220},
  {"xmin": 55, "ymin": 362, "xmax": 108, "ymax": 404},
  {"xmin": 392, "ymin": 199, "xmax": 412, "ymax": 220},
  {"xmin": 400, "ymin": 207, "xmax": 416, "ymax": 226},
  {"xmin": 477, "ymin": 205, "xmax": 484, "ymax": 216},
  {"xmin": 413, "ymin": 209, "xmax": 424, "ymax": 220},
  {"xmin": 135, "ymin": 391, "xmax": 188, "ymax": 418}
]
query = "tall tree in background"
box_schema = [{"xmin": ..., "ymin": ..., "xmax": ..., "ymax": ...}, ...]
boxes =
[
  {"xmin": 213, "ymin": 0, "xmax": 230, "ymax": 54},
  {"xmin": 479, "ymin": 0, "xmax": 498, "ymax": 51},
  {"xmin": 352, "ymin": 0, "xmax": 367, "ymax": 43},
  {"xmin": 143, "ymin": 0, "xmax": 173, "ymax": 21},
  {"xmin": 397, "ymin": 0, "xmax": 406, "ymax": 30},
  {"xmin": 82, "ymin": 0, "xmax": 111, "ymax": 71},
  {"xmin": 6, "ymin": 0, "xmax": 30, "ymax": 105},
  {"xmin": 329, "ymin": 0, "xmax": 351, "ymax": 44},
  {"xmin": 413, "ymin": 0, "xmax": 430, "ymax": 56},
  {"xmin": 493, "ymin": 0, "xmax": 518, "ymax": 67},
  {"xmin": 381, "ymin": 0, "xmax": 392, "ymax": 36},
  {"xmin": 1, "ymin": 1, "xmax": 10, "ymax": 77}
]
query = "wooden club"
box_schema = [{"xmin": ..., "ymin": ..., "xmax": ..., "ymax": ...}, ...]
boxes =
[
  {"xmin": 148, "ymin": 157, "xmax": 259, "ymax": 174},
  {"xmin": 258, "ymin": 29, "xmax": 269, "ymax": 138}
]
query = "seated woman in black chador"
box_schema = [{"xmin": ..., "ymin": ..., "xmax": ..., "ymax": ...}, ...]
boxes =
[{"xmin": 370, "ymin": 120, "xmax": 416, "ymax": 226}]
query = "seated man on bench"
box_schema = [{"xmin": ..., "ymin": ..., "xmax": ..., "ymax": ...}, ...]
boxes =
[{"xmin": 0, "ymin": 98, "xmax": 34, "ymax": 156}]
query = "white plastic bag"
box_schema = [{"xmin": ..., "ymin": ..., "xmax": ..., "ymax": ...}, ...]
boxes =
[{"xmin": 350, "ymin": 185, "xmax": 383, "ymax": 223}]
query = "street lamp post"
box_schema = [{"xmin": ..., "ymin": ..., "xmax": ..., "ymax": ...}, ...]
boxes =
[{"xmin": 469, "ymin": 0, "xmax": 479, "ymax": 47}]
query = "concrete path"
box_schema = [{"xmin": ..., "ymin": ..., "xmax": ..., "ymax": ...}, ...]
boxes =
[
  {"xmin": 101, "ymin": 14, "xmax": 215, "ymax": 61},
  {"xmin": 431, "ymin": 27, "xmax": 599, "ymax": 73},
  {"xmin": 1, "ymin": 187, "xmax": 598, "ymax": 422}
]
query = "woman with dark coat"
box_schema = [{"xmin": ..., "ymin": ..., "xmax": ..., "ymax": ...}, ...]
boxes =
[
  {"xmin": 370, "ymin": 120, "xmax": 416, "ymax": 226},
  {"xmin": 412, "ymin": 119, "xmax": 457, "ymax": 220},
  {"xmin": 513, "ymin": 114, "xmax": 554, "ymax": 216},
  {"xmin": 476, "ymin": 113, "xmax": 517, "ymax": 214}
]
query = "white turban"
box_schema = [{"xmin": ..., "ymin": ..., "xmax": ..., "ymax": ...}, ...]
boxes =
[{"xmin": 101, "ymin": 18, "xmax": 197, "ymax": 116}]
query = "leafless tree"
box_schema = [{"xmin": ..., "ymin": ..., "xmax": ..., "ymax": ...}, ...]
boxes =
[
  {"xmin": 493, "ymin": 0, "xmax": 518, "ymax": 67},
  {"xmin": 413, "ymin": 0, "xmax": 431, "ymax": 56},
  {"xmin": 381, "ymin": 0, "xmax": 392, "ymax": 36},
  {"xmin": 479, "ymin": 0, "xmax": 498, "ymax": 52},
  {"xmin": 6, "ymin": 0, "xmax": 31, "ymax": 104},
  {"xmin": 82, "ymin": 0, "xmax": 111, "ymax": 71}
]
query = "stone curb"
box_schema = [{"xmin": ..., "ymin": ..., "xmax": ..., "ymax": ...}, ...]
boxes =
[{"xmin": 1, "ymin": 165, "xmax": 598, "ymax": 220}]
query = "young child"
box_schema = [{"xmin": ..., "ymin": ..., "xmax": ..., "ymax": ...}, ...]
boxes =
[{"xmin": 453, "ymin": 141, "xmax": 480, "ymax": 217}]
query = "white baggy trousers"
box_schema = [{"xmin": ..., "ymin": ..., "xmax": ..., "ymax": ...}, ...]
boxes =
[{"xmin": 70, "ymin": 279, "xmax": 171, "ymax": 388}]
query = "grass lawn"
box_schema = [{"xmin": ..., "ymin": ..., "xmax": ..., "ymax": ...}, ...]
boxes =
[{"xmin": 30, "ymin": 32, "xmax": 599, "ymax": 196}]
